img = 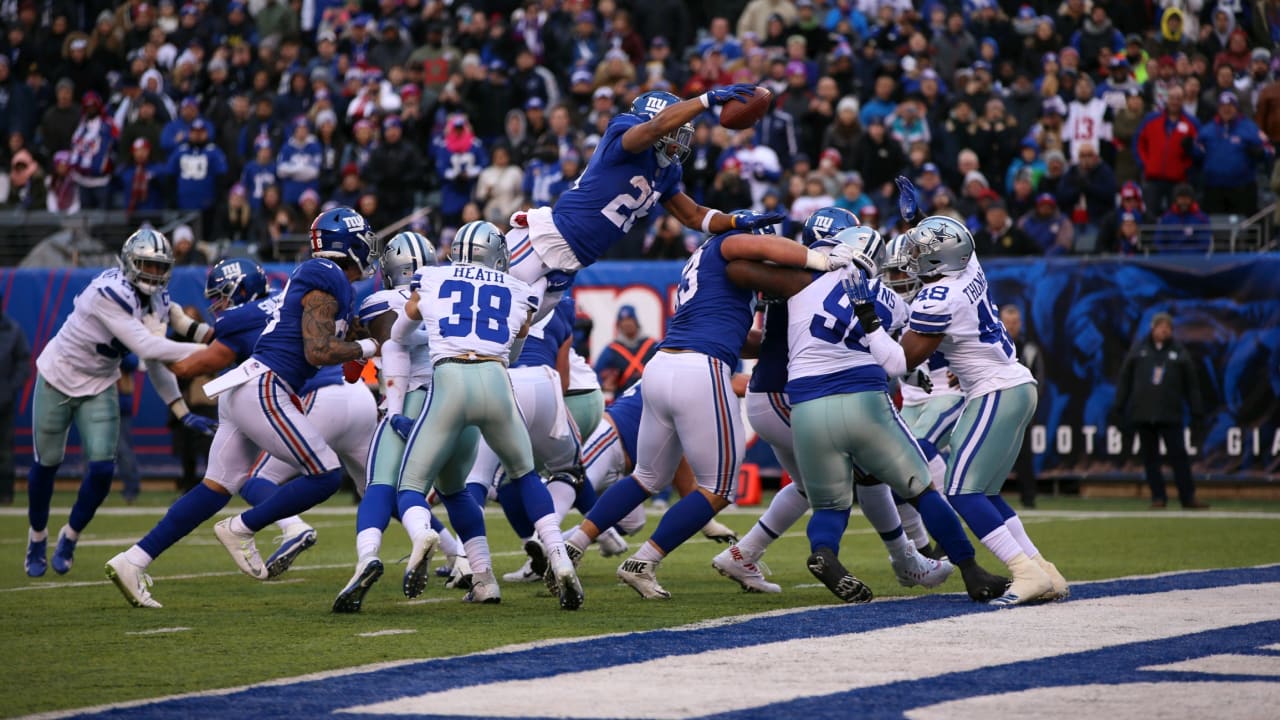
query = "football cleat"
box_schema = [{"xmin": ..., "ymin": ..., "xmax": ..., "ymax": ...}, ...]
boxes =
[
  {"xmin": 807, "ymin": 548, "xmax": 873, "ymax": 604},
  {"xmin": 445, "ymin": 554, "xmax": 473, "ymax": 590},
  {"xmin": 890, "ymin": 548, "xmax": 955, "ymax": 589},
  {"xmin": 917, "ymin": 542, "xmax": 948, "ymax": 561},
  {"xmin": 51, "ymin": 526, "xmax": 77, "ymax": 575},
  {"xmin": 990, "ymin": 554, "xmax": 1054, "ymax": 607},
  {"xmin": 266, "ymin": 524, "xmax": 317, "ymax": 579},
  {"xmin": 712, "ymin": 545, "xmax": 781, "ymax": 593},
  {"xmin": 402, "ymin": 529, "xmax": 440, "ymax": 599},
  {"xmin": 960, "ymin": 562, "xmax": 1011, "ymax": 602},
  {"xmin": 524, "ymin": 537, "xmax": 548, "ymax": 577},
  {"xmin": 463, "ymin": 569, "xmax": 501, "ymax": 604},
  {"xmin": 543, "ymin": 542, "xmax": 583, "ymax": 595},
  {"xmin": 1034, "ymin": 555, "xmax": 1070, "ymax": 602},
  {"xmin": 617, "ymin": 558, "xmax": 671, "ymax": 600},
  {"xmin": 501, "ymin": 557, "xmax": 542, "ymax": 583},
  {"xmin": 25, "ymin": 537, "xmax": 47, "ymax": 577},
  {"xmin": 332, "ymin": 558, "xmax": 384, "ymax": 613},
  {"xmin": 700, "ymin": 520, "xmax": 739, "ymax": 544},
  {"xmin": 214, "ymin": 519, "xmax": 269, "ymax": 580},
  {"xmin": 597, "ymin": 527, "xmax": 628, "ymax": 557},
  {"xmin": 105, "ymin": 553, "xmax": 162, "ymax": 608}
]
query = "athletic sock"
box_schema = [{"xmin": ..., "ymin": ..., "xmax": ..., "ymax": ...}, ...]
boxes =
[
  {"xmin": 633, "ymin": 540, "xmax": 664, "ymax": 563},
  {"xmin": 238, "ymin": 476, "xmax": 277, "ymax": 505},
  {"xmin": 855, "ymin": 482, "xmax": 902, "ymax": 536},
  {"xmin": 648, "ymin": 491, "xmax": 717, "ymax": 555},
  {"xmin": 926, "ymin": 454, "xmax": 947, "ymax": 491},
  {"xmin": 978, "ymin": 526, "xmax": 1023, "ymax": 564},
  {"xmin": 355, "ymin": 528, "xmax": 382, "ymax": 562},
  {"xmin": 573, "ymin": 479, "xmax": 598, "ymax": 513},
  {"xmin": 357, "ymin": 484, "xmax": 396, "ymax": 534},
  {"xmin": 61, "ymin": 524, "xmax": 79, "ymax": 542},
  {"xmin": 138, "ymin": 483, "xmax": 230, "ymax": 560},
  {"xmin": 532, "ymin": 513, "xmax": 567, "ymax": 565},
  {"xmin": 124, "ymin": 545, "xmax": 152, "ymax": 567},
  {"xmin": 989, "ymin": 495, "xmax": 1040, "ymax": 558},
  {"xmin": 440, "ymin": 489, "xmax": 486, "ymax": 542},
  {"xmin": 582, "ymin": 476, "xmax": 650, "ymax": 542},
  {"xmin": 546, "ymin": 477, "xmax": 577, "ymax": 520},
  {"xmin": 496, "ymin": 482, "xmax": 536, "ymax": 539},
  {"xmin": 563, "ymin": 526, "xmax": 589, "ymax": 551},
  {"xmin": 435, "ymin": 522, "xmax": 461, "ymax": 558},
  {"xmin": 400, "ymin": 504, "xmax": 434, "ymax": 546},
  {"xmin": 913, "ymin": 488, "xmax": 976, "ymax": 563},
  {"xmin": 897, "ymin": 501, "xmax": 931, "ymax": 549},
  {"xmin": 463, "ymin": 536, "xmax": 492, "ymax": 574},
  {"xmin": 513, "ymin": 471, "xmax": 555, "ymax": 526},
  {"xmin": 884, "ymin": 531, "xmax": 913, "ymax": 561},
  {"xmin": 27, "ymin": 462, "xmax": 58, "ymax": 533},
  {"xmin": 67, "ymin": 460, "xmax": 115, "ymax": 533},
  {"xmin": 241, "ymin": 469, "xmax": 342, "ymax": 532},
  {"xmin": 806, "ymin": 507, "xmax": 851, "ymax": 555},
  {"xmin": 466, "ymin": 481, "xmax": 489, "ymax": 508}
]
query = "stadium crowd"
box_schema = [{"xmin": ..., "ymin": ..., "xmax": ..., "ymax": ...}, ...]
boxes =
[{"xmin": 1, "ymin": 0, "xmax": 1278, "ymax": 259}]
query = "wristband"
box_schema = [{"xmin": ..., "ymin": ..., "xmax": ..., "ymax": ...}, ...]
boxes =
[
  {"xmin": 699, "ymin": 93, "xmax": 710, "ymax": 109},
  {"xmin": 356, "ymin": 338, "xmax": 379, "ymax": 359},
  {"xmin": 804, "ymin": 248, "xmax": 830, "ymax": 272},
  {"xmin": 169, "ymin": 399, "xmax": 191, "ymax": 418},
  {"xmin": 701, "ymin": 209, "xmax": 721, "ymax": 234}
]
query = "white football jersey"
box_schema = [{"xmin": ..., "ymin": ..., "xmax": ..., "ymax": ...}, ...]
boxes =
[
  {"xmin": 411, "ymin": 264, "xmax": 538, "ymax": 365},
  {"xmin": 567, "ymin": 349, "xmax": 600, "ymax": 391},
  {"xmin": 36, "ymin": 268, "xmax": 193, "ymax": 397},
  {"xmin": 1064, "ymin": 97, "xmax": 1112, "ymax": 163},
  {"xmin": 899, "ymin": 351, "xmax": 965, "ymax": 406},
  {"xmin": 360, "ymin": 288, "xmax": 433, "ymax": 389},
  {"xmin": 786, "ymin": 273, "xmax": 907, "ymax": 383},
  {"xmin": 907, "ymin": 259, "xmax": 1033, "ymax": 398}
]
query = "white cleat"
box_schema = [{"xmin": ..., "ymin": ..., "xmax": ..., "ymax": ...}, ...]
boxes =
[
  {"xmin": 597, "ymin": 527, "xmax": 629, "ymax": 557},
  {"xmin": 214, "ymin": 519, "xmax": 268, "ymax": 580},
  {"xmin": 712, "ymin": 545, "xmax": 781, "ymax": 593},
  {"xmin": 332, "ymin": 557, "xmax": 384, "ymax": 613},
  {"xmin": 700, "ymin": 519, "xmax": 738, "ymax": 544},
  {"xmin": 1035, "ymin": 555, "xmax": 1070, "ymax": 601},
  {"xmin": 463, "ymin": 569, "xmax": 501, "ymax": 604},
  {"xmin": 990, "ymin": 553, "xmax": 1054, "ymax": 607},
  {"xmin": 403, "ymin": 529, "xmax": 440, "ymax": 599},
  {"xmin": 617, "ymin": 557, "xmax": 671, "ymax": 600},
  {"xmin": 445, "ymin": 554, "xmax": 473, "ymax": 590},
  {"xmin": 104, "ymin": 553, "xmax": 162, "ymax": 608},
  {"xmin": 266, "ymin": 523, "xmax": 317, "ymax": 579},
  {"xmin": 890, "ymin": 547, "xmax": 955, "ymax": 589},
  {"xmin": 501, "ymin": 557, "xmax": 542, "ymax": 583}
]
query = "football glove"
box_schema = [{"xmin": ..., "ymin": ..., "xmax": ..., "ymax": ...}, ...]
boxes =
[
  {"xmin": 730, "ymin": 210, "xmax": 787, "ymax": 231},
  {"xmin": 181, "ymin": 413, "xmax": 217, "ymax": 437},
  {"xmin": 842, "ymin": 268, "xmax": 882, "ymax": 333},
  {"xmin": 704, "ymin": 83, "xmax": 756, "ymax": 107},
  {"xmin": 343, "ymin": 359, "xmax": 367, "ymax": 383},
  {"xmin": 895, "ymin": 175, "xmax": 919, "ymax": 223},
  {"xmin": 388, "ymin": 414, "xmax": 415, "ymax": 441}
]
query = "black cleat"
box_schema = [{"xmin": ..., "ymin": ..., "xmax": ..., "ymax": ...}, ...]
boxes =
[
  {"xmin": 918, "ymin": 542, "xmax": 948, "ymax": 561},
  {"xmin": 806, "ymin": 548, "xmax": 873, "ymax": 604},
  {"xmin": 333, "ymin": 558, "xmax": 384, "ymax": 613},
  {"xmin": 525, "ymin": 538, "xmax": 549, "ymax": 577},
  {"xmin": 961, "ymin": 563, "xmax": 1011, "ymax": 602}
]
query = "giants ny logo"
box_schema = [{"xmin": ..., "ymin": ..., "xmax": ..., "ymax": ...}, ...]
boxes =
[
  {"xmin": 644, "ymin": 97, "xmax": 669, "ymax": 114},
  {"xmin": 341, "ymin": 215, "xmax": 366, "ymax": 231},
  {"xmin": 812, "ymin": 215, "xmax": 833, "ymax": 235}
]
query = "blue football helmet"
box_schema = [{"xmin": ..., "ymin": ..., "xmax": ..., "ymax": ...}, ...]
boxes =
[
  {"xmin": 381, "ymin": 231, "xmax": 437, "ymax": 288},
  {"xmin": 802, "ymin": 207, "xmax": 860, "ymax": 249},
  {"xmin": 450, "ymin": 221, "xmax": 509, "ymax": 272},
  {"xmin": 309, "ymin": 206, "xmax": 376, "ymax": 278},
  {"xmin": 205, "ymin": 258, "xmax": 268, "ymax": 314},
  {"xmin": 630, "ymin": 91, "xmax": 693, "ymax": 168}
]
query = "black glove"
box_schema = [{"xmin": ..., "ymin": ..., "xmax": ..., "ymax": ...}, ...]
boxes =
[
  {"xmin": 853, "ymin": 301, "xmax": 881, "ymax": 334},
  {"xmin": 906, "ymin": 368, "xmax": 933, "ymax": 394}
]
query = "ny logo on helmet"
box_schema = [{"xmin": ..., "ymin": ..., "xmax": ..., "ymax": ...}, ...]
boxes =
[
  {"xmin": 644, "ymin": 97, "xmax": 669, "ymax": 114},
  {"xmin": 812, "ymin": 215, "xmax": 833, "ymax": 233},
  {"xmin": 220, "ymin": 264, "xmax": 244, "ymax": 282},
  {"xmin": 341, "ymin": 215, "xmax": 366, "ymax": 231}
]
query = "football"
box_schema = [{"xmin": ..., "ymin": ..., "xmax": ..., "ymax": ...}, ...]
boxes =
[{"xmin": 718, "ymin": 86, "xmax": 773, "ymax": 130}]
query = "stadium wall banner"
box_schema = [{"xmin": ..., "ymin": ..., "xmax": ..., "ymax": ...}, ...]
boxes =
[{"xmin": 2, "ymin": 255, "xmax": 1277, "ymax": 480}]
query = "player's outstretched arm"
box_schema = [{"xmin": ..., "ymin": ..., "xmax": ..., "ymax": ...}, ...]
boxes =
[
  {"xmin": 301, "ymin": 290, "xmax": 378, "ymax": 366},
  {"xmin": 101, "ymin": 302, "xmax": 205, "ymax": 364},
  {"xmin": 168, "ymin": 341, "xmax": 238, "ymax": 379},
  {"xmin": 664, "ymin": 193, "xmax": 784, "ymax": 236},
  {"xmin": 721, "ymin": 232, "xmax": 843, "ymax": 271},
  {"xmin": 724, "ymin": 259, "xmax": 812, "ymax": 299},
  {"xmin": 620, "ymin": 84, "xmax": 753, "ymax": 155},
  {"xmin": 168, "ymin": 304, "xmax": 214, "ymax": 343}
]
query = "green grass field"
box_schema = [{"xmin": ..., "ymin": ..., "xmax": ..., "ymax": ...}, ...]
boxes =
[{"xmin": 3, "ymin": 491, "xmax": 1278, "ymax": 718}]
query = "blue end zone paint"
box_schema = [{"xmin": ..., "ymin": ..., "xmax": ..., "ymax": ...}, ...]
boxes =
[{"xmin": 73, "ymin": 566, "xmax": 1280, "ymax": 720}]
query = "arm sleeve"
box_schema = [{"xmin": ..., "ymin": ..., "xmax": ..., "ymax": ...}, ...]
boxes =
[
  {"xmin": 390, "ymin": 309, "xmax": 422, "ymax": 343},
  {"xmin": 146, "ymin": 361, "xmax": 183, "ymax": 407},
  {"xmin": 379, "ymin": 339, "xmax": 410, "ymax": 416},
  {"xmin": 865, "ymin": 326, "xmax": 909, "ymax": 378},
  {"xmin": 99, "ymin": 303, "xmax": 200, "ymax": 363}
]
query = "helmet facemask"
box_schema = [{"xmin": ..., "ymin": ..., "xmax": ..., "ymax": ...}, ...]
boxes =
[{"xmin": 655, "ymin": 123, "xmax": 693, "ymax": 167}]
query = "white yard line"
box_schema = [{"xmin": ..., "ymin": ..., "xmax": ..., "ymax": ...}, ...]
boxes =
[
  {"xmin": 124, "ymin": 627, "xmax": 191, "ymax": 636},
  {"xmin": 356, "ymin": 629, "xmax": 418, "ymax": 638}
]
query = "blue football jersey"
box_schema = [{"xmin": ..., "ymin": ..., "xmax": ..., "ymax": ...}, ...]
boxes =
[
  {"xmin": 211, "ymin": 295, "xmax": 278, "ymax": 366},
  {"xmin": 605, "ymin": 379, "xmax": 643, "ymax": 463},
  {"xmin": 747, "ymin": 302, "xmax": 789, "ymax": 394},
  {"xmin": 660, "ymin": 233, "xmax": 756, "ymax": 366},
  {"xmin": 550, "ymin": 113, "xmax": 684, "ymax": 266},
  {"xmin": 252, "ymin": 259, "xmax": 354, "ymax": 392},
  {"xmin": 298, "ymin": 364, "xmax": 343, "ymax": 396},
  {"xmin": 513, "ymin": 294, "xmax": 574, "ymax": 369}
]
